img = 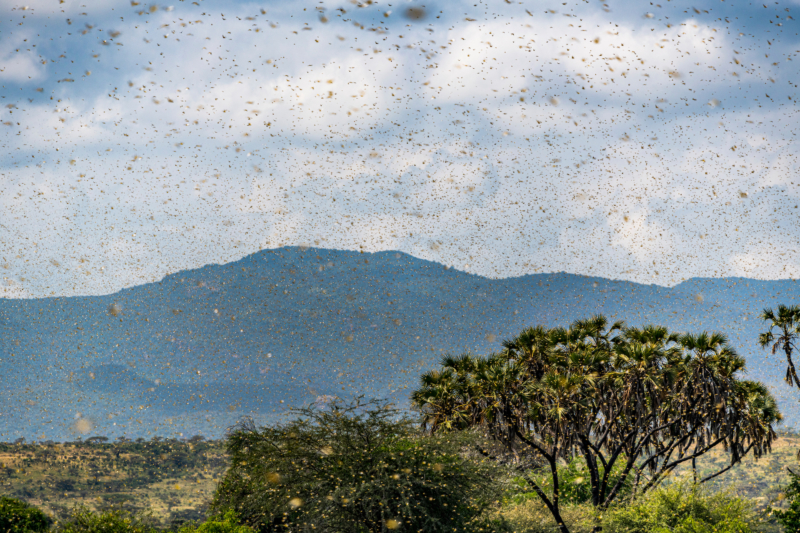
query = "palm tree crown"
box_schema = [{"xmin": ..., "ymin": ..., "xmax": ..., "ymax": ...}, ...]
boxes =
[
  {"xmin": 759, "ymin": 305, "xmax": 800, "ymax": 387},
  {"xmin": 411, "ymin": 316, "xmax": 782, "ymax": 533}
]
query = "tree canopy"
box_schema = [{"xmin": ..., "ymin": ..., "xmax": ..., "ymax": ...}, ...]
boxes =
[
  {"xmin": 210, "ymin": 398, "xmax": 510, "ymax": 533},
  {"xmin": 0, "ymin": 496, "xmax": 53, "ymax": 533},
  {"xmin": 759, "ymin": 304, "xmax": 800, "ymax": 388},
  {"xmin": 411, "ymin": 316, "xmax": 782, "ymax": 533}
]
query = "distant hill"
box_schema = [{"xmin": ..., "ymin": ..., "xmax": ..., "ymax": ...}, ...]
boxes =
[{"xmin": 1, "ymin": 247, "xmax": 799, "ymax": 442}]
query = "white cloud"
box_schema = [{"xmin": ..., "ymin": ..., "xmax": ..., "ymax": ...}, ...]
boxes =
[
  {"xmin": 0, "ymin": 0, "xmax": 798, "ymax": 296},
  {"xmin": 0, "ymin": 30, "xmax": 46, "ymax": 82}
]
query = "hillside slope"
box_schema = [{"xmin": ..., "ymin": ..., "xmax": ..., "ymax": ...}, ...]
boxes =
[{"xmin": 1, "ymin": 247, "xmax": 798, "ymax": 441}]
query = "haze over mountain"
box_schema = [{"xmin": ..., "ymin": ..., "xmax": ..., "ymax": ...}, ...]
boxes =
[{"xmin": 1, "ymin": 246, "xmax": 798, "ymax": 443}]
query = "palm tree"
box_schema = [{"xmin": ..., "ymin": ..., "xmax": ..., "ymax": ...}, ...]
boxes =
[
  {"xmin": 412, "ymin": 318, "xmax": 782, "ymax": 533},
  {"xmin": 620, "ymin": 324, "xmax": 680, "ymax": 350},
  {"xmin": 411, "ymin": 352, "xmax": 482, "ymax": 433},
  {"xmin": 675, "ymin": 332, "xmax": 742, "ymax": 482},
  {"xmin": 759, "ymin": 305, "xmax": 800, "ymax": 388}
]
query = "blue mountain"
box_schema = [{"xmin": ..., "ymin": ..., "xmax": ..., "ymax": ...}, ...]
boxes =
[{"xmin": 0, "ymin": 247, "xmax": 798, "ymax": 442}]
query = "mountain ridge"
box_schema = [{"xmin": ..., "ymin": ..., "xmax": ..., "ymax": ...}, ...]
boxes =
[{"xmin": 1, "ymin": 246, "xmax": 798, "ymax": 442}]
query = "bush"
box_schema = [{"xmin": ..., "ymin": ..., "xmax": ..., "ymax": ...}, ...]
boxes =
[
  {"xmin": 175, "ymin": 510, "xmax": 255, "ymax": 533},
  {"xmin": 0, "ymin": 497, "xmax": 53, "ymax": 533},
  {"xmin": 774, "ymin": 469, "xmax": 800, "ymax": 533},
  {"xmin": 167, "ymin": 510, "xmax": 207, "ymax": 532},
  {"xmin": 53, "ymin": 507, "xmax": 158, "ymax": 533},
  {"xmin": 209, "ymin": 398, "xmax": 511, "ymax": 533},
  {"xmin": 603, "ymin": 479, "xmax": 760, "ymax": 533}
]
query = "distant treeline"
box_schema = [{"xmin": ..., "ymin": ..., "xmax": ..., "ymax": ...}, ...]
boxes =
[
  {"xmin": 1, "ymin": 435, "xmax": 217, "ymax": 447},
  {"xmin": 5, "ymin": 427, "xmax": 800, "ymax": 448}
]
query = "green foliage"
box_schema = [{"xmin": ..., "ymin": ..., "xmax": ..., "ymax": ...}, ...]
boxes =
[
  {"xmin": 603, "ymin": 480, "xmax": 760, "ymax": 533},
  {"xmin": 773, "ymin": 469, "xmax": 800, "ymax": 533},
  {"xmin": 507, "ymin": 456, "xmax": 633, "ymax": 506},
  {"xmin": 209, "ymin": 398, "xmax": 511, "ymax": 533},
  {"xmin": 53, "ymin": 506, "xmax": 158, "ymax": 533},
  {"xmin": 0, "ymin": 496, "xmax": 53, "ymax": 533},
  {"xmin": 412, "ymin": 317, "xmax": 782, "ymax": 533},
  {"xmin": 175, "ymin": 510, "xmax": 255, "ymax": 533},
  {"xmin": 0, "ymin": 439, "xmax": 229, "ymax": 530}
]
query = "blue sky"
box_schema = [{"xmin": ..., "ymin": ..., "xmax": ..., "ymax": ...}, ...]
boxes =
[{"xmin": 1, "ymin": 0, "xmax": 799, "ymax": 298}]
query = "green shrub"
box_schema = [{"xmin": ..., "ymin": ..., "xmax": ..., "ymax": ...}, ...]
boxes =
[
  {"xmin": 0, "ymin": 497, "xmax": 53, "ymax": 533},
  {"xmin": 175, "ymin": 511, "xmax": 255, "ymax": 533},
  {"xmin": 774, "ymin": 469, "xmax": 800, "ymax": 533},
  {"xmin": 209, "ymin": 398, "xmax": 511, "ymax": 533},
  {"xmin": 604, "ymin": 480, "xmax": 759, "ymax": 533},
  {"xmin": 53, "ymin": 507, "xmax": 157, "ymax": 533}
]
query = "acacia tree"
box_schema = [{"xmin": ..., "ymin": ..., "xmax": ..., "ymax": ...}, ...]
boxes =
[
  {"xmin": 210, "ymin": 398, "xmax": 510, "ymax": 533},
  {"xmin": 759, "ymin": 304, "xmax": 800, "ymax": 388},
  {"xmin": 411, "ymin": 316, "xmax": 782, "ymax": 533}
]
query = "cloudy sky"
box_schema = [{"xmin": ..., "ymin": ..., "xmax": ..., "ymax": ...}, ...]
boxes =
[{"xmin": 1, "ymin": 0, "xmax": 798, "ymax": 298}]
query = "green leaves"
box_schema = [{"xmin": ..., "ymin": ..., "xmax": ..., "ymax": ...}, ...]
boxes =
[
  {"xmin": 773, "ymin": 468, "xmax": 800, "ymax": 533},
  {"xmin": 604, "ymin": 480, "xmax": 759, "ymax": 533},
  {"xmin": 0, "ymin": 496, "xmax": 53, "ymax": 533},
  {"xmin": 411, "ymin": 316, "xmax": 782, "ymax": 533},
  {"xmin": 175, "ymin": 510, "xmax": 255, "ymax": 533},
  {"xmin": 52, "ymin": 507, "xmax": 159, "ymax": 533},
  {"xmin": 211, "ymin": 398, "xmax": 510, "ymax": 533}
]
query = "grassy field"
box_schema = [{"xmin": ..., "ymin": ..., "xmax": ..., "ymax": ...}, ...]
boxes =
[
  {"xmin": 0, "ymin": 434, "xmax": 797, "ymax": 529},
  {"xmin": 0, "ymin": 439, "xmax": 228, "ymax": 529}
]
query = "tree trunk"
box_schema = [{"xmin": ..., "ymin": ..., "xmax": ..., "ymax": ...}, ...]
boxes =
[
  {"xmin": 785, "ymin": 343, "xmax": 800, "ymax": 387},
  {"xmin": 692, "ymin": 456, "xmax": 697, "ymax": 485},
  {"xmin": 555, "ymin": 517, "xmax": 571, "ymax": 533},
  {"xmin": 519, "ymin": 470, "xmax": 570, "ymax": 533}
]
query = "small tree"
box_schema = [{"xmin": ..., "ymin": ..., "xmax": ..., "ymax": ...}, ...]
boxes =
[
  {"xmin": 411, "ymin": 317, "xmax": 782, "ymax": 533},
  {"xmin": 210, "ymin": 397, "xmax": 510, "ymax": 533},
  {"xmin": 759, "ymin": 305, "xmax": 800, "ymax": 462},
  {"xmin": 759, "ymin": 305, "xmax": 800, "ymax": 388},
  {"xmin": 54, "ymin": 506, "xmax": 158, "ymax": 533}
]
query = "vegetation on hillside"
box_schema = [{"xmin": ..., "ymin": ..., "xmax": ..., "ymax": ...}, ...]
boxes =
[
  {"xmin": 0, "ymin": 438, "xmax": 227, "ymax": 528},
  {"xmin": 3, "ymin": 433, "xmax": 799, "ymax": 532},
  {"xmin": 2, "ymin": 314, "xmax": 799, "ymax": 533}
]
